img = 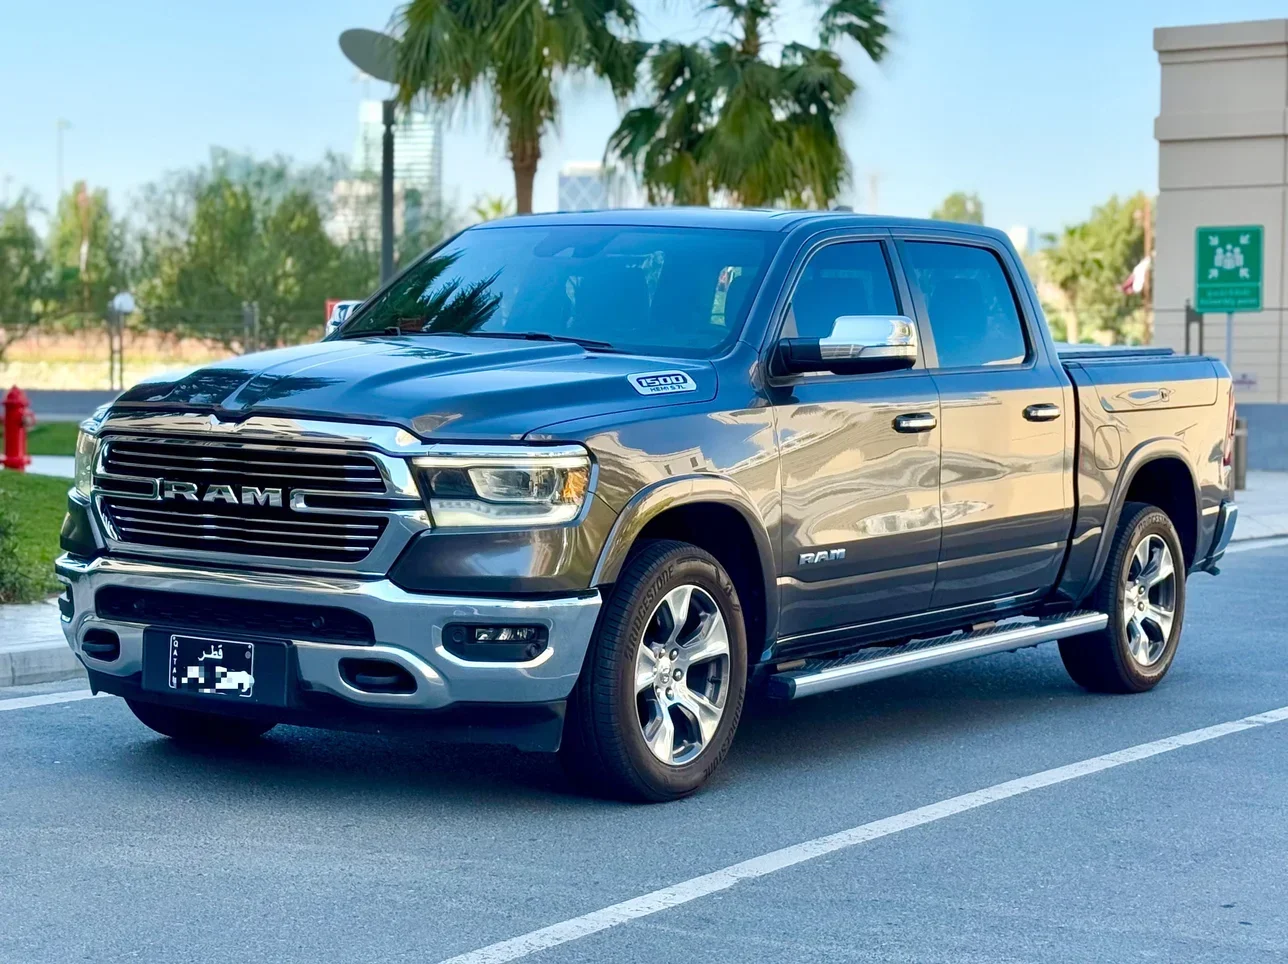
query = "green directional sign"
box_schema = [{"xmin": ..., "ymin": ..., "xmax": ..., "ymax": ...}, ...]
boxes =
[{"xmin": 1195, "ymin": 225, "xmax": 1263, "ymax": 313}]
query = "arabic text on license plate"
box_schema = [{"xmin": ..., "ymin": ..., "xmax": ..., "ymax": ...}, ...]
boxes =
[{"xmin": 168, "ymin": 635, "xmax": 256, "ymax": 699}]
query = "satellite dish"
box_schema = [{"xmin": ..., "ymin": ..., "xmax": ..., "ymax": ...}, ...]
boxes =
[{"xmin": 339, "ymin": 28, "xmax": 400, "ymax": 85}]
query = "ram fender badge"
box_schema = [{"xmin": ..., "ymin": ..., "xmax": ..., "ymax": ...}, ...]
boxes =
[
  {"xmin": 800, "ymin": 548, "xmax": 846, "ymax": 565},
  {"xmin": 628, "ymin": 371, "xmax": 698, "ymax": 396}
]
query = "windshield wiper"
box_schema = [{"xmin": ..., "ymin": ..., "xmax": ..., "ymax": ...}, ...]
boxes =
[{"xmin": 460, "ymin": 331, "xmax": 622, "ymax": 352}]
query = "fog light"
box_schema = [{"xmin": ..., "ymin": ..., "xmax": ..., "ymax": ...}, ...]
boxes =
[{"xmin": 444, "ymin": 624, "xmax": 548, "ymax": 662}]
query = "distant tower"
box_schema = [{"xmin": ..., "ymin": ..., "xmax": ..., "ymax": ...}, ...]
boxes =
[
  {"xmin": 558, "ymin": 162, "xmax": 631, "ymax": 211},
  {"xmin": 354, "ymin": 99, "xmax": 444, "ymax": 220}
]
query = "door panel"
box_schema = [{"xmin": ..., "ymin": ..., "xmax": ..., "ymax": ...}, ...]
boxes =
[
  {"xmin": 930, "ymin": 367, "xmax": 1069, "ymax": 607},
  {"xmin": 777, "ymin": 376, "xmax": 942, "ymax": 636},
  {"xmin": 771, "ymin": 237, "xmax": 941, "ymax": 639},
  {"xmin": 897, "ymin": 237, "xmax": 1073, "ymax": 609}
]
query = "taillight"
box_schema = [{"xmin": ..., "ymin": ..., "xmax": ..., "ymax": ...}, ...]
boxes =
[{"xmin": 1222, "ymin": 391, "xmax": 1236, "ymax": 468}]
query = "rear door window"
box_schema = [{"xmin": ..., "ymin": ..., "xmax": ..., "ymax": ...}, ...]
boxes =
[{"xmin": 901, "ymin": 241, "xmax": 1028, "ymax": 369}]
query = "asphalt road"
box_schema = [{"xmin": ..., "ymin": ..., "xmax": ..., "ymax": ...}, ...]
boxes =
[{"xmin": 3, "ymin": 541, "xmax": 1287, "ymax": 964}]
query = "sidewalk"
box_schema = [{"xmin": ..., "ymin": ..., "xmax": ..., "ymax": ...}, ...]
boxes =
[
  {"xmin": 3, "ymin": 472, "xmax": 1287, "ymax": 689},
  {"xmin": 1233, "ymin": 471, "xmax": 1288, "ymax": 541},
  {"xmin": 0, "ymin": 600, "xmax": 83, "ymax": 687},
  {"xmin": 28, "ymin": 455, "xmax": 74, "ymax": 479}
]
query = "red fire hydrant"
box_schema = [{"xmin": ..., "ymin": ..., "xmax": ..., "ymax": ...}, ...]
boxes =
[{"xmin": 3, "ymin": 386, "xmax": 34, "ymax": 472}]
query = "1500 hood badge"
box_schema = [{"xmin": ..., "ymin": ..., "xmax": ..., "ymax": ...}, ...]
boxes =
[
  {"xmin": 628, "ymin": 371, "xmax": 698, "ymax": 396},
  {"xmin": 162, "ymin": 480, "xmax": 285, "ymax": 507}
]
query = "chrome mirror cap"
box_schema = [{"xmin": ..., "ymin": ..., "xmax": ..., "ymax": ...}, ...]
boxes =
[{"xmin": 818, "ymin": 315, "xmax": 918, "ymax": 362}]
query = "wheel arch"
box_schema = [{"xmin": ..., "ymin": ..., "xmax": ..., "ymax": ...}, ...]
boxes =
[
  {"xmin": 1077, "ymin": 441, "xmax": 1200, "ymax": 604},
  {"xmin": 591, "ymin": 476, "xmax": 778, "ymax": 662}
]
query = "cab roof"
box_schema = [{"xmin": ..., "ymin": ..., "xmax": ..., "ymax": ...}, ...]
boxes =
[{"xmin": 469, "ymin": 206, "xmax": 1012, "ymax": 244}]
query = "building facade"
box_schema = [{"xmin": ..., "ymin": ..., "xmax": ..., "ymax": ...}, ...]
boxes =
[
  {"xmin": 558, "ymin": 162, "xmax": 636, "ymax": 211},
  {"xmin": 1153, "ymin": 19, "xmax": 1288, "ymax": 468},
  {"xmin": 1153, "ymin": 19, "xmax": 1288, "ymax": 406},
  {"xmin": 329, "ymin": 100, "xmax": 445, "ymax": 247}
]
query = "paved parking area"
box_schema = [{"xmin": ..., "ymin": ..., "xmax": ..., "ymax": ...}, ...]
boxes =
[{"xmin": 2, "ymin": 541, "xmax": 1286, "ymax": 963}]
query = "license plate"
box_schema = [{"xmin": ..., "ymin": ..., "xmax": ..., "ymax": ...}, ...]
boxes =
[{"xmin": 168, "ymin": 635, "xmax": 257, "ymax": 699}]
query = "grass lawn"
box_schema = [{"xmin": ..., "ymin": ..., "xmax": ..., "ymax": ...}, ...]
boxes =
[
  {"xmin": 0, "ymin": 421, "xmax": 80, "ymax": 457},
  {"xmin": 0, "ymin": 470, "xmax": 69, "ymax": 603}
]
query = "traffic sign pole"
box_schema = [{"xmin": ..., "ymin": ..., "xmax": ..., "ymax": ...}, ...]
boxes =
[{"xmin": 1195, "ymin": 225, "xmax": 1263, "ymax": 378}]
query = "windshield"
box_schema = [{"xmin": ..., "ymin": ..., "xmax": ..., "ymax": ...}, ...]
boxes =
[{"xmin": 337, "ymin": 224, "xmax": 779, "ymax": 357}]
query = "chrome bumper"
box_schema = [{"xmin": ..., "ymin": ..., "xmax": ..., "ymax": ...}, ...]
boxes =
[{"xmin": 56, "ymin": 554, "xmax": 601, "ymax": 712}]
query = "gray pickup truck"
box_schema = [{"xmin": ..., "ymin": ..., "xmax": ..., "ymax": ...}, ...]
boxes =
[{"xmin": 58, "ymin": 210, "xmax": 1238, "ymax": 800}]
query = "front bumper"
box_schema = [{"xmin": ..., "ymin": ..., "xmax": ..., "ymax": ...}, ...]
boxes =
[{"xmin": 56, "ymin": 553, "xmax": 602, "ymax": 717}]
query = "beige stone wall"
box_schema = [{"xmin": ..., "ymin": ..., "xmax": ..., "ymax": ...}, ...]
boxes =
[{"xmin": 1153, "ymin": 19, "xmax": 1288, "ymax": 403}]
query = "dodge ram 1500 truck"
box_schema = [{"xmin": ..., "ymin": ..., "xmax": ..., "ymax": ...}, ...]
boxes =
[{"xmin": 58, "ymin": 209, "xmax": 1238, "ymax": 801}]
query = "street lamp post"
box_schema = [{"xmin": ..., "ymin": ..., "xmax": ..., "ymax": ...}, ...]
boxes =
[{"xmin": 339, "ymin": 29, "xmax": 402, "ymax": 284}]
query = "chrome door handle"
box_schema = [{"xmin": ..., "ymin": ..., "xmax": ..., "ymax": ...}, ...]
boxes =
[
  {"xmin": 894, "ymin": 412, "xmax": 937, "ymax": 433},
  {"xmin": 1023, "ymin": 403, "xmax": 1062, "ymax": 422}
]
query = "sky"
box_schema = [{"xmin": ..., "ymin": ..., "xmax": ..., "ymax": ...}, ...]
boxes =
[{"xmin": 1, "ymin": 0, "xmax": 1285, "ymax": 237}]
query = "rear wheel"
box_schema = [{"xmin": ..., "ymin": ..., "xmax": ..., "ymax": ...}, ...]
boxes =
[
  {"xmin": 1059, "ymin": 502, "xmax": 1186, "ymax": 693},
  {"xmin": 126, "ymin": 699, "xmax": 276, "ymax": 744},
  {"xmin": 561, "ymin": 540, "xmax": 747, "ymax": 802}
]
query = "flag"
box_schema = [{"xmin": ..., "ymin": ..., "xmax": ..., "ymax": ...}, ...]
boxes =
[{"xmin": 1121, "ymin": 256, "xmax": 1151, "ymax": 295}]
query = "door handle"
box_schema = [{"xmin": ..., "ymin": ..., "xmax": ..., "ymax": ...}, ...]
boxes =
[
  {"xmin": 1023, "ymin": 403, "xmax": 1062, "ymax": 422},
  {"xmin": 894, "ymin": 412, "xmax": 937, "ymax": 433}
]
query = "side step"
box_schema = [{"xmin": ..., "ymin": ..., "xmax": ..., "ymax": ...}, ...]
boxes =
[{"xmin": 767, "ymin": 611, "xmax": 1108, "ymax": 700}]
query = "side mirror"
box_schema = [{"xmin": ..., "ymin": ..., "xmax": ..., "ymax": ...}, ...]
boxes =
[{"xmin": 774, "ymin": 315, "xmax": 919, "ymax": 375}]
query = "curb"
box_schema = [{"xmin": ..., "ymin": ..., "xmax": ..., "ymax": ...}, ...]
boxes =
[{"xmin": 0, "ymin": 642, "xmax": 86, "ymax": 688}]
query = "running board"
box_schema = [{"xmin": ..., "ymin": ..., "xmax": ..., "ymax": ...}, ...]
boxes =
[{"xmin": 767, "ymin": 611, "xmax": 1108, "ymax": 700}]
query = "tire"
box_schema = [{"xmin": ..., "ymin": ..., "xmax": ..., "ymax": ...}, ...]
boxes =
[
  {"xmin": 560, "ymin": 540, "xmax": 748, "ymax": 802},
  {"xmin": 126, "ymin": 699, "xmax": 276, "ymax": 744},
  {"xmin": 1059, "ymin": 502, "xmax": 1186, "ymax": 694}
]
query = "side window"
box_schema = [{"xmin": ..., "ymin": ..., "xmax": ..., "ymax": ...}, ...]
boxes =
[
  {"xmin": 901, "ymin": 241, "xmax": 1028, "ymax": 369},
  {"xmin": 786, "ymin": 241, "xmax": 899, "ymax": 339}
]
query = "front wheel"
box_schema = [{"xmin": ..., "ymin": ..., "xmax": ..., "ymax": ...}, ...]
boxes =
[
  {"xmin": 560, "ymin": 540, "xmax": 748, "ymax": 802},
  {"xmin": 1059, "ymin": 502, "xmax": 1186, "ymax": 693}
]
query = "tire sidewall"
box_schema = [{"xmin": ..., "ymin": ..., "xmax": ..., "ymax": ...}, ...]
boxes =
[
  {"xmin": 1110, "ymin": 508, "xmax": 1186, "ymax": 688},
  {"xmin": 607, "ymin": 548, "xmax": 748, "ymax": 797}
]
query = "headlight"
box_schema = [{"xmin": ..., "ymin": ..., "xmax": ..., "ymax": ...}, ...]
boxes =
[
  {"xmin": 73, "ymin": 407, "xmax": 108, "ymax": 498},
  {"xmin": 411, "ymin": 446, "xmax": 592, "ymax": 528}
]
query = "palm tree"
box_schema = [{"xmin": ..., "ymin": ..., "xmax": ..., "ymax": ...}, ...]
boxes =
[
  {"xmin": 608, "ymin": 0, "xmax": 889, "ymax": 209},
  {"xmin": 395, "ymin": 0, "xmax": 644, "ymax": 214},
  {"xmin": 469, "ymin": 193, "xmax": 515, "ymax": 222}
]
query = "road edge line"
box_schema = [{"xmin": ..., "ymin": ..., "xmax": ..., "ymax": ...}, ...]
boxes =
[{"xmin": 437, "ymin": 703, "xmax": 1288, "ymax": 964}]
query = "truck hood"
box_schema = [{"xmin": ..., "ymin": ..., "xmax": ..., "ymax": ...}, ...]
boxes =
[{"xmin": 112, "ymin": 335, "xmax": 718, "ymax": 440}]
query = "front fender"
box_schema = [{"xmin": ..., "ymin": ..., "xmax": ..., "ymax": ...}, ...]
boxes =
[{"xmin": 589, "ymin": 474, "xmax": 779, "ymax": 642}]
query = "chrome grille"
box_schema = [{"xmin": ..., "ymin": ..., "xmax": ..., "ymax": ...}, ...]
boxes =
[
  {"xmin": 96, "ymin": 437, "xmax": 393, "ymax": 563},
  {"xmin": 101, "ymin": 439, "xmax": 387, "ymax": 492}
]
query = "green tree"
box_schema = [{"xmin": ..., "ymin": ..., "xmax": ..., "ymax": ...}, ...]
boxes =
[
  {"xmin": 931, "ymin": 191, "xmax": 984, "ymax": 225},
  {"xmin": 0, "ymin": 197, "xmax": 54, "ymax": 362},
  {"xmin": 47, "ymin": 181, "xmax": 132, "ymax": 325},
  {"xmin": 137, "ymin": 154, "xmax": 379, "ymax": 349},
  {"xmin": 395, "ymin": 0, "xmax": 643, "ymax": 214},
  {"xmin": 608, "ymin": 0, "xmax": 890, "ymax": 208},
  {"xmin": 1041, "ymin": 193, "xmax": 1150, "ymax": 344}
]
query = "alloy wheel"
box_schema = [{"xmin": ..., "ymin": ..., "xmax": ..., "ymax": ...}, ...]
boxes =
[
  {"xmin": 1122, "ymin": 533, "xmax": 1177, "ymax": 667},
  {"xmin": 634, "ymin": 585, "xmax": 731, "ymax": 766}
]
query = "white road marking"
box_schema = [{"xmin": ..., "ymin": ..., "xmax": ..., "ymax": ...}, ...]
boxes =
[
  {"xmin": 0, "ymin": 689, "xmax": 100, "ymax": 713},
  {"xmin": 438, "ymin": 704, "xmax": 1288, "ymax": 964}
]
